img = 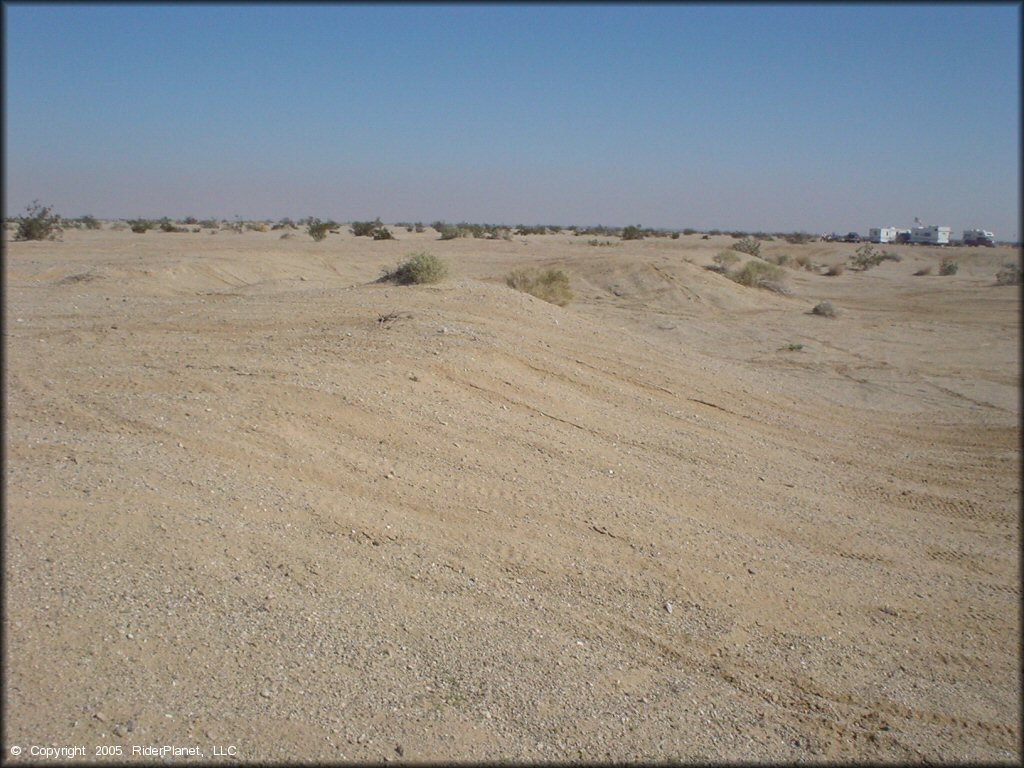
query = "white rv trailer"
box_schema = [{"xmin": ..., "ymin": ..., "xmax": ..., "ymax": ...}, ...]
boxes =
[
  {"xmin": 909, "ymin": 225, "xmax": 951, "ymax": 245},
  {"xmin": 868, "ymin": 227, "xmax": 898, "ymax": 243},
  {"xmin": 963, "ymin": 229, "xmax": 995, "ymax": 246}
]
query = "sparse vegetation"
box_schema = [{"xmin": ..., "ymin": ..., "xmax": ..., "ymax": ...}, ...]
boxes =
[
  {"xmin": 825, "ymin": 263, "xmax": 845, "ymax": 276},
  {"xmin": 812, "ymin": 300, "xmax": 837, "ymax": 317},
  {"xmin": 76, "ymin": 215, "xmax": 102, "ymax": 230},
  {"xmin": 351, "ymin": 218, "xmax": 383, "ymax": 237},
  {"xmin": 850, "ymin": 244, "xmax": 884, "ymax": 271},
  {"xmin": 14, "ymin": 201, "xmax": 63, "ymax": 241},
  {"xmin": 784, "ymin": 342, "xmax": 805, "ymax": 351},
  {"xmin": 792, "ymin": 253, "xmax": 813, "ymax": 270},
  {"xmin": 381, "ymin": 252, "xmax": 448, "ymax": 285},
  {"xmin": 995, "ymin": 263, "xmax": 1022, "ymax": 285},
  {"xmin": 307, "ymin": 219, "xmax": 330, "ymax": 242},
  {"xmin": 728, "ymin": 260, "xmax": 786, "ymax": 290},
  {"xmin": 939, "ymin": 258, "xmax": 959, "ymax": 276},
  {"xmin": 129, "ymin": 219, "xmax": 153, "ymax": 234},
  {"xmin": 914, "ymin": 266, "xmax": 933, "ymax": 276},
  {"xmin": 621, "ymin": 225, "xmax": 644, "ymax": 241},
  {"xmin": 731, "ymin": 237, "xmax": 761, "ymax": 257},
  {"xmin": 159, "ymin": 217, "xmax": 184, "ymax": 233},
  {"xmin": 372, "ymin": 226, "xmax": 395, "ymax": 240},
  {"xmin": 709, "ymin": 251, "xmax": 740, "ymax": 273},
  {"xmin": 505, "ymin": 268, "xmax": 573, "ymax": 306}
]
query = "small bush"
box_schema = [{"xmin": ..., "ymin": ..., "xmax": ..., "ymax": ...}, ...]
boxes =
[
  {"xmin": 712, "ymin": 251, "xmax": 741, "ymax": 272},
  {"xmin": 183, "ymin": 216, "xmax": 198, "ymax": 225},
  {"xmin": 198, "ymin": 219, "xmax": 220, "ymax": 229},
  {"xmin": 307, "ymin": 219, "xmax": 330, "ymax": 242},
  {"xmin": 728, "ymin": 260, "xmax": 786, "ymax": 289},
  {"xmin": 372, "ymin": 226, "xmax": 394, "ymax": 240},
  {"xmin": 850, "ymin": 244, "xmax": 884, "ymax": 271},
  {"xmin": 159, "ymin": 217, "xmax": 183, "ymax": 233},
  {"xmin": 351, "ymin": 218, "xmax": 382, "ymax": 237},
  {"xmin": 682, "ymin": 228, "xmax": 698, "ymax": 236},
  {"xmin": 77, "ymin": 214, "xmax": 102, "ymax": 230},
  {"xmin": 914, "ymin": 266, "xmax": 933, "ymax": 276},
  {"xmin": 15, "ymin": 201, "xmax": 63, "ymax": 241},
  {"xmin": 670, "ymin": 232, "xmax": 680, "ymax": 240},
  {"xmin": 783, "ymin": 232, "xmax": 814, "ymax": 245},
  {"xmin": 825, "ymin": 263, "xmax": 845, "ymax": 276},
  {"xmin": 381, "ymin": 252, "xmax": 448, "ymax": 285},
  {"xmin": 129, "ymin": 219, "xmax": 153, "ymax": 234},
  {"xmin": 792, "ymin": 253, "xmax": 813, "ymax": 270},
  {"xmin": 939, "ymin": 258, "xmax": 959, "ymax": 276},
  {"xmin": 995, "ymin": 263, "xmax": 1022, "ymax": 285},
  {"xmin": 812, "ymin": 300, "xmax": 837, "ymax": 317},
  {"xmin": 621, "ymin": 225, "xmax": 644, "ymax": 241},
  {"xmin": 506, "ymin": 268, "xmax": 573, "ymax": 306},
  {"xmin": 247, "ymin": 222, "xmax": 268, "ymax": 232},
  {"xmin": 731, "ymin": 237, "xmax": 761, "ymax": 257}
]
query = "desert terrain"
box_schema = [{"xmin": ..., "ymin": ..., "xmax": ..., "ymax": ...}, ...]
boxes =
[{"xmin": 3, "ymin": 224, "xmax": 1020, "ymax": 762}]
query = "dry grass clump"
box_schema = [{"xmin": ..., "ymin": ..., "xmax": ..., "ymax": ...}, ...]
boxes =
[
  {"xmin": 728, "ymin": 260, "xmax": 787, "ymax": 290},
  {"xmin": 731, "ymin": 237, "xmax": 761, "ymax": 257},
  {"xmin": 825, "ymin": 263, "xmax": 845, "ymax": 276},
  {"xmin": 812, "ymin": 300, "xmax": 837, "ymax": 317},
  {"xmin": 791, "ymin": 253, "xmax": 814, "ymax": 270},
  {"xmin": 913, "ymin": 266, "xmax": 933, "ymax": 276},
  {"xmin": 939, "ymin": 258, "xmax": 959, "ymax": 276},
  {"xmin": 995, "ymin": 263, "xmax": 1022, "ymax": 285},
  {"xmin": 707, "ymin": 251, "xmax": 740, "ymax": 273},
  {"xmin": 506, "ymin": 268, "xmax": 573, "ymax": 306},
  {"xmin": 381, "ymin": 252, "xmax": 448, "ymax": 285}
]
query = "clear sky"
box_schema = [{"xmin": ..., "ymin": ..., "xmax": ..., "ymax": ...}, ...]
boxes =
[{"xmin": 4, "ymin": 3, "xmax": 1021, "ymax": 239}]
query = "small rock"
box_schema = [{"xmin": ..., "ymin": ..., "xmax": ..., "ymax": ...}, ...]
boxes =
[
  {"xmin": 112, "ymin": 725, "xmax": 124, "ymax": 738},
  {"xmin": 260, "ymin": 689, "xmax": 272, "ymax": 699},
  {"xmin": 664, "ymin": 601, "xmax": 673, "ymax": 614},
  {"xmin": 395, "ymin": 745, "xmax": 403, "ymax": 757},
  {"xmin": 94, "ymin": 712, "xmax": 107, "ymax": 723}
]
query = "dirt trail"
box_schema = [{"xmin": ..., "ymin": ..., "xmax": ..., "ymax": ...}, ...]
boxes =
[{"xmin": 4, "ymin": 227, "xmax": 1019, "ymax": 762}]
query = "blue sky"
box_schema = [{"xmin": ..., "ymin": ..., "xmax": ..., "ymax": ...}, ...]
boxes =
[{"xmin": 4, "ymin": 3, "xmax": 1020, "ymax": 238}]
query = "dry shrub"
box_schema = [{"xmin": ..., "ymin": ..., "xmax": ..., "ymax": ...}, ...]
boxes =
[
  {"xmin": 995, "ymin": 263, "xmax": 1021, "ymax": 285},
  {"xmin": 381, "ymin": 252, "xmax": 448, "ymax": 285},
  {"xmin": 506, "ymin": 268, "xmax": 573, "ymax": 306},
  {"xmin": 825, "ymin": 263, "xmax": 845, "ymax": 276},
  {"xmin": 812, "ymin": 300, "xmax": 837, "ymax": 317},
  {"xmin": 729, "ymin": 260, "xmax": 787, "ymax": 290},
  {"xmin": 914, "ymin": 266, "xmax": 933, "ymax": 276},
  {"xmin": 939, "ymin": 258, "xmax": 959, "ymax": 276},
  {"xmin": 792, "ymin": 253, "xmax": 813, "ymax": 270}
]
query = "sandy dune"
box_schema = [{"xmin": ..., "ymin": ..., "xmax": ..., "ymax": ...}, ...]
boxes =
[{"xmin": 4, "ymin": 226, "xmax": 1020, "ymax": 762}]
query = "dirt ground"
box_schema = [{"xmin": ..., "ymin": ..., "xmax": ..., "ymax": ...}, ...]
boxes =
[{"xmin": 4, "ymin": 225, "xmax": 1020, "ymax": 763}]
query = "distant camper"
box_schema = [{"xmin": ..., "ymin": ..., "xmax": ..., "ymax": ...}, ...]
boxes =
[
  {"xmin": 963, "ymin": 229, "xmax": 995, "ymax": 247},
  {"xmin": 909, "ymin": 225, "xmax": 951, "ymax": 245},
  {"xmin": 868, "ymin": 227, "xmax": 899, "ymax": 244}
]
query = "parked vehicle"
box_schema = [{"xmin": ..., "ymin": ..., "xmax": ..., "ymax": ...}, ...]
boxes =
[
  {"xmin": 843, "ymin": 232, "xmax": 863, "ymax": 243},
  {"xmin": 963, "ymin": 229, "xmax": 995, "ymax": 247}
]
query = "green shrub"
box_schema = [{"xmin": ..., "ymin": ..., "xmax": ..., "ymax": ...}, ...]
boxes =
[
  {"xmin": 939, "ymin": 258, "xmax": 959, "ymax": 276},
  {"xmin": 381, "ymin": 252, "xmax": 448, "ymax": 285},
  {"xmin": 198, "ymin": 219, "xmax": 220, "ymax": 229},
  {"xmin": 15, "ymin": 201, "xmax": 63, "ymax": 241},
  {"xmin": 373, "ymin": 226, "xmax": 394, "ymax": 240},
  {"xmin": 812, "ymin": 300, "xmax": 837, "ymax": 317},
  {"xmin": 682, "ymin": 228, "xmax": 698, "ymax": 236},
  {"xmin": 307, "ymin": 219, "xmax": 330, "ymax": 242},
  {"xmin": 129, "ymin": 219, "xmax": 153, "ymax": 234},
  {"xmin": 850, "ymin": 244, "xmax": 884, "ymax": 271},
  {"xmin": 995, "ymin": 263, "xmax": 1022, "ymax": 285},
  {"xmin": 351, "ymin": 218, "xmax": 382, "ymax": 237},
  {"xmin": 731, "ymin": 237, "xmax": 761, "ymax": 257},
  {"xmin": 728, "ymin": 260, "xmax": 786, "ymax": 289},
  {"xmin": 159, "ymin": 217, "xmax": 183, "ymax": 233},
  {"xmin": 506, "ymin": 268, "xmax": 573, "ymax": 306},
  {"xmin": 183, "ymin": 216, "xmax": 198, "ymax": 225},
  {"xmin": 621, "ymin": 225, "xmax": 644, "ymax": 241},
  {"xmin": 76, "ymin": 214, "xmax": 102, "ymax": 230}
]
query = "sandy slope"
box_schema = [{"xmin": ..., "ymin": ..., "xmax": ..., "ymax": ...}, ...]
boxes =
[{"xmin": 4, "ymin": 226, "xmax": 1020, "ymax": 762}]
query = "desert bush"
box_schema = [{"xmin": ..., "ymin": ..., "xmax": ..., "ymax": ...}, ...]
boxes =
[
  {"xmin": 670, "ymin": 232, "xmax": 680, "ymax": 240},
  {"xmin": 939, "ymin": 258, "xmax": 959, "ymax": 276},
  {"xmin": 381, "ymin": 252, "xmax": 448, "ymax": 285},
  {"xmin": 825, "ymin": 263, "xmax": 845, "ymax": 276},
  {"xmin": 159, "ymin": 217, "xmax": 184, "ymax": 233},
  {"xmin": 682, "ymin": 228, "xmax": 698, "ymax": 236},
  {"xmin": 712, "ymin": 251, "xmax": 741, "ymax": 271},
  {"xmin": 728, "ymin": 260, "xmax": 786, "ymax": 289},
  {"xmin": 995, "ymin": 263, "xmax": 1022, "ymax": 285},
  {"xmin": 198, "ymin": 219, "xmax": 219, "ymax": 229},
  {"xmin": 850, "ymin": 244, "xmax": 884, "ymax": 271},
  {"xmin": 182, "ymin": 216, "xmax": 198, "ymax": 225},
  {"xmin": 731, "ymin": 237, "xmax": 761, "ymax": 257},
  {"xmin": 506, "ymin": 268, "xmax": 573, "ymax": 306},
  {"xmin": 812, "ymin": 300, "xmax": 837, "ymax": 317},
  {"xmin": 880, "ymin": 250, "xmax": 902, "ymax": 262},
  {"xmin": 414, "ymin": 222, "xmax": 424, "ymax": 233},
  {"xmin": 771, "ymin": 253, "xmax": 792, "ymax": 267},
  {"xmin": 914, "ymin": 266, "xmax": 933, "ymax": 276},
  {"xmin": 247, "ymin": 222, "xmax": 268, "ymax": 232},
  {"xmin": 15, "ymin": 201, "xmax": 63, "ymax": 241},
  {"xmin": 621, "ymin": 225, "xmax": 644, "ymax": 241},
  {"xmin": 372, "ymin": 226, "xmax": 394, "ymax": 240},
  {"xmin": 783, "ymin": 231, "xmax": 814, "ymax": 245},
  {"xmin": 76, "ymin": 214, "xmax": 102, "ymax": 230},
  {"xmin": 307, "ymin": 219, "xmax": 330, "ymax": 242},
  {"xmin": 792, "ymin": 253, "xmax": 813, "ymax": 270},
  {"xmin": 351, "ymin": 218, "xmax": 382, "ymax": 237},
  {"xmin": 129, "ymin": 219, "xmax": 153, "ymax": 234}
]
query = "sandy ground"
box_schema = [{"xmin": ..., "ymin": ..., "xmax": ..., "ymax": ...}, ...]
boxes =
[{"xmin": 3, "ymin": 225, "xmax": 1020, "ymax": 763}]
